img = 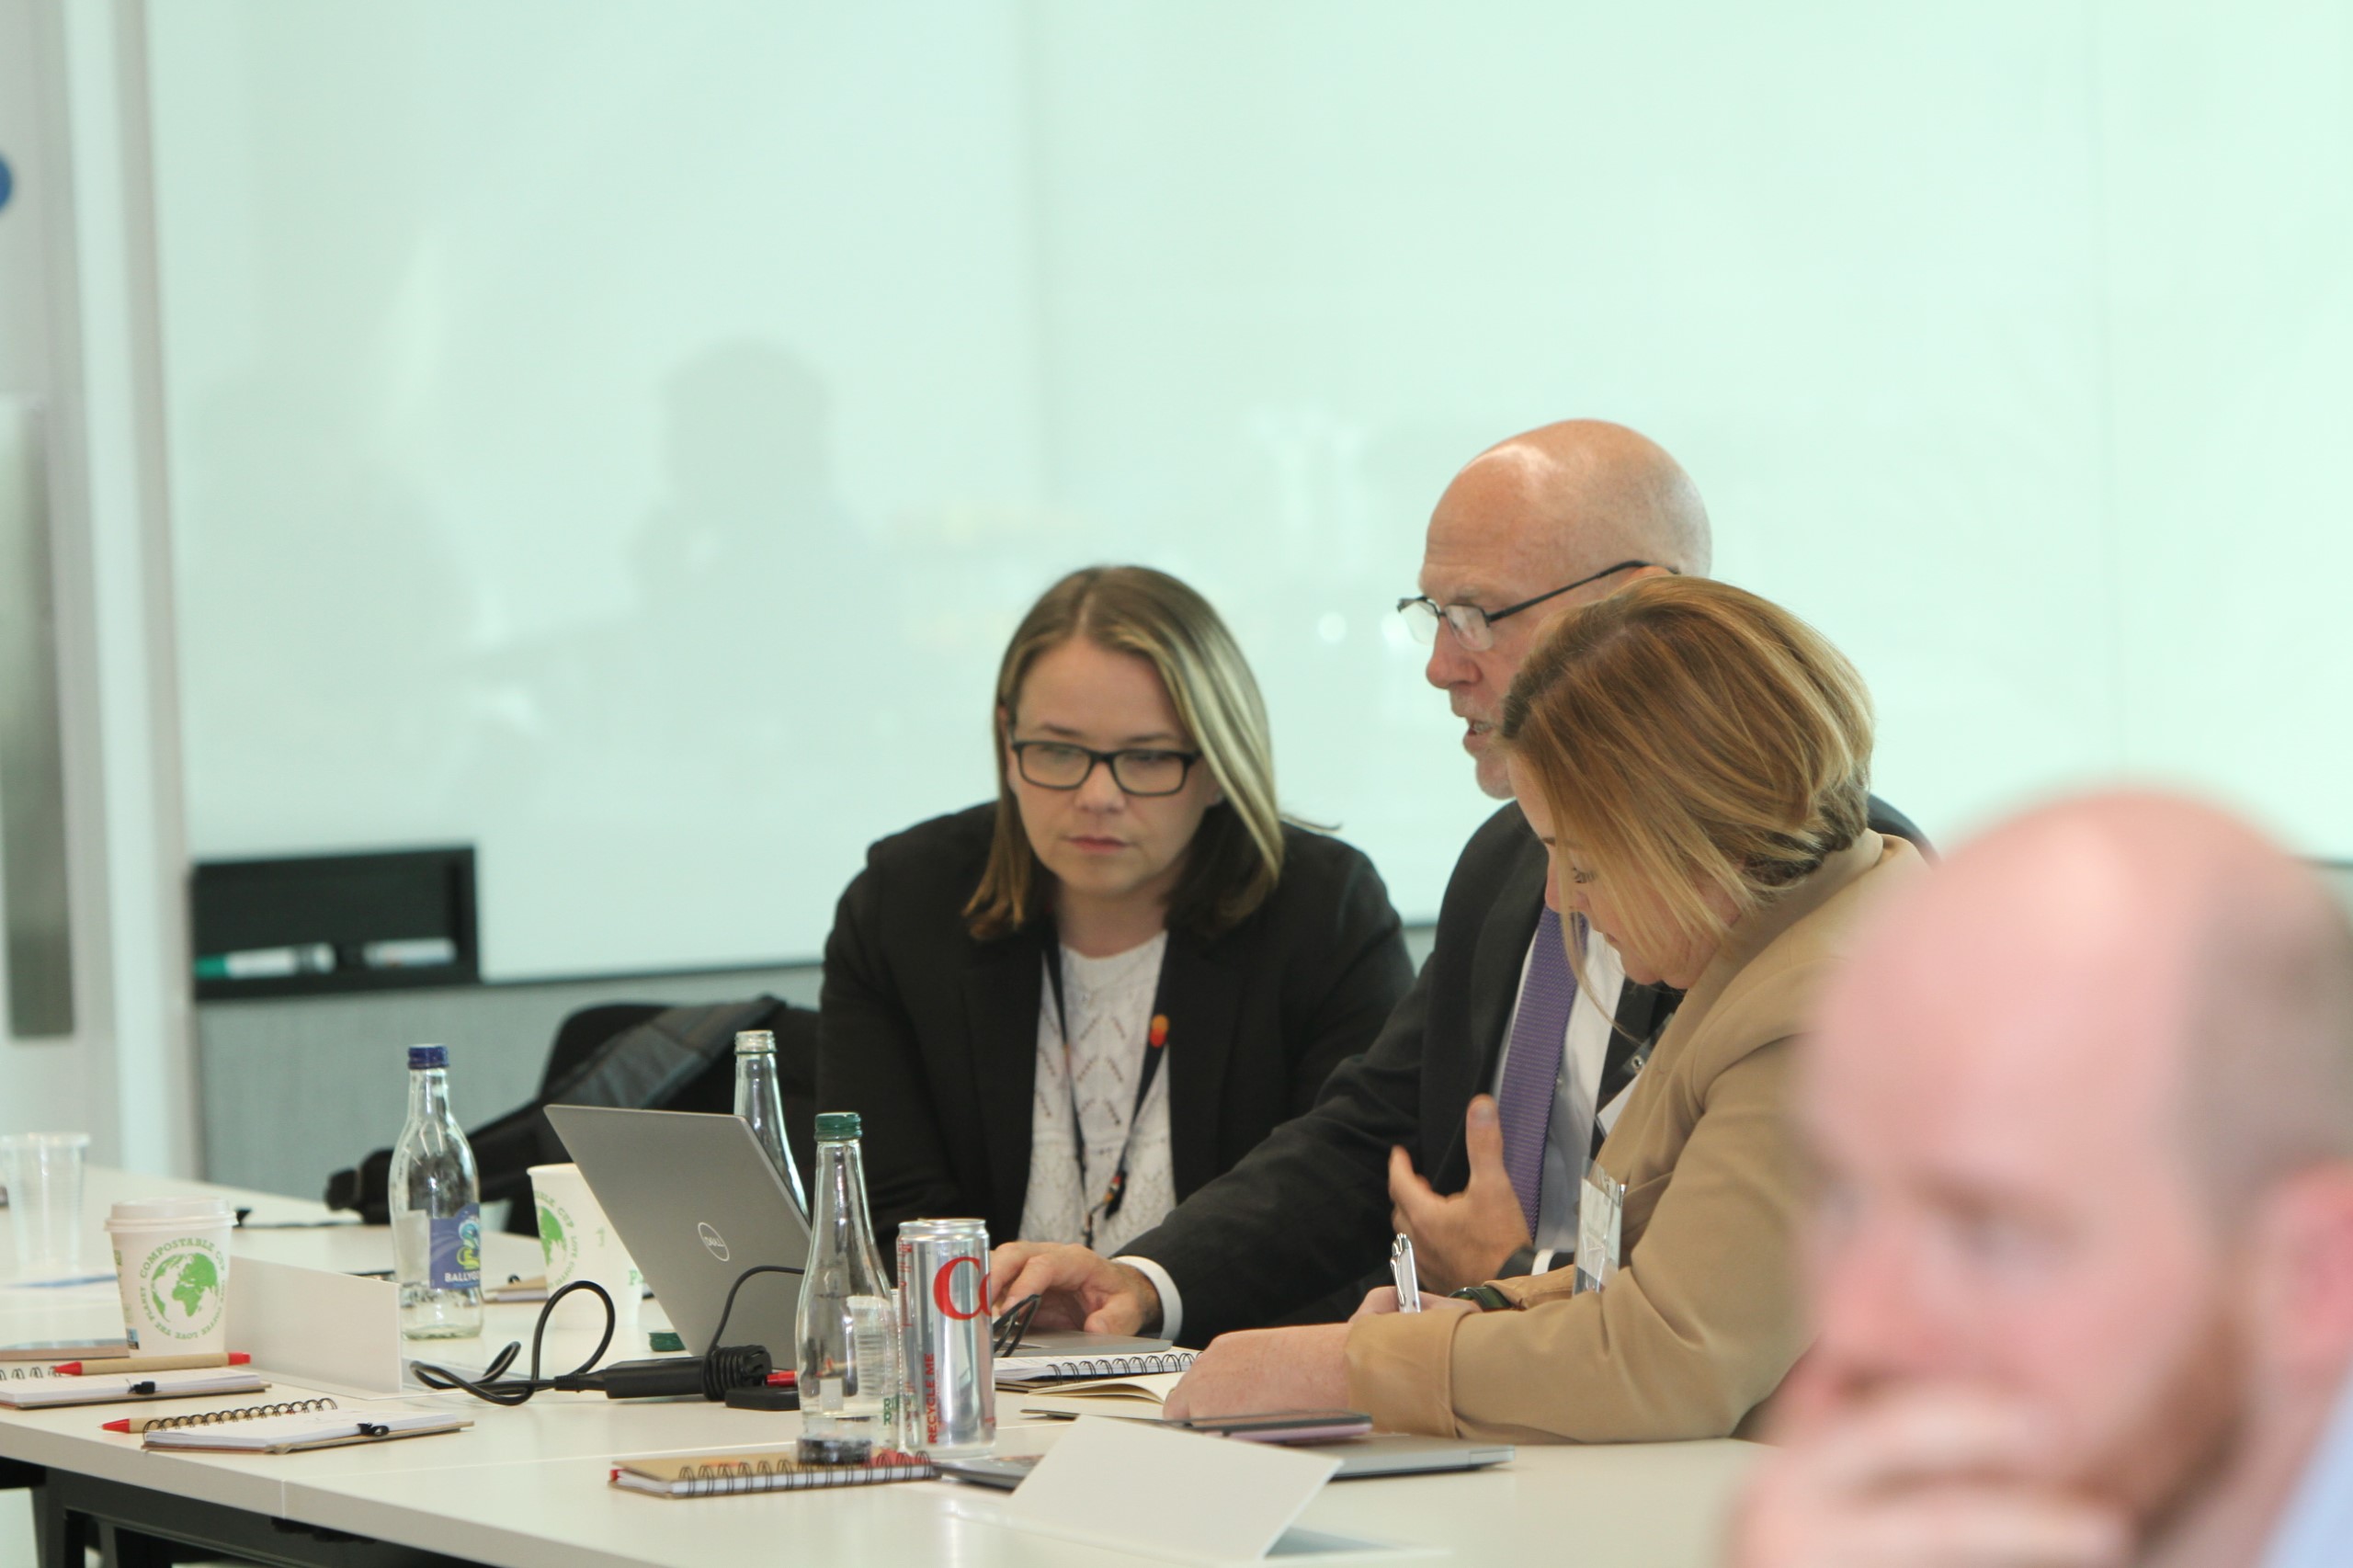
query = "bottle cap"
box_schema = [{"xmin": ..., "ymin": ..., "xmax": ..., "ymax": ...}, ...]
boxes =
[
  {"xmin": 407, "ymin": 1045, "xmax": 449, "ymax": 1070},
  {"xmin": 733, "ymin": 1030, "xmax": 776, "ymax": 1054},
  {"xmin": 813, "ymin": 1111, "xmax": 861, "ymax": 1142}
]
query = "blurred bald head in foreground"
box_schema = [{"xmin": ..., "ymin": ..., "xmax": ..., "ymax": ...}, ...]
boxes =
[{"xmin": 1733, "ymin": 792, "xmax": 2353, "ymax": 1568}]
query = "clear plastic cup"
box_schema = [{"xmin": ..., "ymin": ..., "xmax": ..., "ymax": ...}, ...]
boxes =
[{"xmin": 0, "ymin": 1131, "xmax": 91, "ymax": 1280}]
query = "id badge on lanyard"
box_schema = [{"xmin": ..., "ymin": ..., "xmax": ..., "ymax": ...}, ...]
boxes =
[{"xmin": 1574, "ymin": 1167, "xmax": 1625, "ymax": 1295}]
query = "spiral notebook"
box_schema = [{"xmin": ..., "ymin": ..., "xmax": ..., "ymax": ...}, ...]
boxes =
[
  {"xmin": 0, "ymin": 1367, "xmax": 269, "ymax": 1409},
  {"xmin": 142, "ymin": 1406, "xmax": 469, "ymax": 1452},
  {"xmin": 610, "ymin": 1451, "xmax": 938, "ymax": 1498},
  {"xmin": 994, "ymin": 1350, "xmax": 1196, "ymax": 1390}
]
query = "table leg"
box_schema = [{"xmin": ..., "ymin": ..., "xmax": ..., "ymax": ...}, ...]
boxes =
[
  {"xmin": 99, "ymin": 1519, "xmax": 190, "ymax": 1567},
  {"xmin": 29, "ymin": 1478, "xmax": 93, "ymax": 1568},
  {"xmin": 36, "ymin": 1469, "xmax": 477, "ymax": 1567}
]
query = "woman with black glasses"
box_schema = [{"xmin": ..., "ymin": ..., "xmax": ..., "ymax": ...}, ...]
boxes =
[{"xmin": 816, "ymin": 566, "xmax": 1413, "ymax": 1278}]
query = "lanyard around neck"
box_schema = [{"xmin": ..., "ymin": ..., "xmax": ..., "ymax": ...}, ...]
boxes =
[{"xmin": 1042, "ymin": 947, "xmax": 1170, "ymax": 1250}]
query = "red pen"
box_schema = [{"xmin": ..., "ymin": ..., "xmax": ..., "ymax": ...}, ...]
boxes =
[{"xmin": 57, "ymin": 1352, "xmax": 251, "ymax": 1376}]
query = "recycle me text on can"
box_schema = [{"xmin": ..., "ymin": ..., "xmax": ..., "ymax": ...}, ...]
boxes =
[{"xmin": 895, "ymin": 1219, "xmax": 995, "ymax": 1457}]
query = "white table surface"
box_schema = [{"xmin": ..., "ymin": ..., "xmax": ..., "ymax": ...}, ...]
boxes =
[{"xmin": 2, "ymin": 1169, "xmax": 1759, "ymax": 1566}]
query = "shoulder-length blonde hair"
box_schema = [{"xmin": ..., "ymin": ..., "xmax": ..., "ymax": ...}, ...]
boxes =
[
  {"xmin": 1499, "ymin": 576, "xmax": 1873, "ymax": 968},
  {"xmin": 964, "ymin": 566, "xmax": 1285, "ymax": 942}
]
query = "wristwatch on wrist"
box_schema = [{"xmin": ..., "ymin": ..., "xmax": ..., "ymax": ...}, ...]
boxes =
[{"xmin": 1448, "ymin": 1283, "xmax": 1518, "ymax": 1312}]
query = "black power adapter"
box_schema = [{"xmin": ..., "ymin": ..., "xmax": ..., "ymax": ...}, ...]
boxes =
[{"xmin": 552, "ymin": 1346, "xmax": 771, "ymax": 1401}]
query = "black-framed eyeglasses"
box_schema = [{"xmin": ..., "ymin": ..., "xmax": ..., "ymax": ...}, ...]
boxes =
[
  {"xmin": 1395, "ymin": 560, "xmax": 1672, "ymax": 652},
  {"xmin": 1009, "ymin": 740, "xmax": 1203, "ymax": 797}
]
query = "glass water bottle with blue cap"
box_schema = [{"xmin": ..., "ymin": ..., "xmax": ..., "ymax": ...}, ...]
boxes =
[{"xmin": 389, "ymin": 1045, "xmax": 483, "ymax": 1338}]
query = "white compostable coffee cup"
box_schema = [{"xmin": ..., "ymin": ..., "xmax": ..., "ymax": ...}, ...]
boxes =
[
  {"xmin": 528, "ymin": 1164, "xmax": 642, "ymax": 1332},
  {"xmin": 105, "ymin": 1197, "xmax": 234, "ymax": 1357}
]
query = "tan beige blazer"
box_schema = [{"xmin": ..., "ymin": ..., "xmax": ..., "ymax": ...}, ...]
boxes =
[{"xmin": 1345, "ymin": 832, "xmax": 1925, "ymax": 1442}]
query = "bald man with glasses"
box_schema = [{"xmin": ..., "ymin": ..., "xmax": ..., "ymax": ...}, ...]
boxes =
[{"xmin": 992, "ymin": 421, "xmax": 1927, "ymax": 1429}]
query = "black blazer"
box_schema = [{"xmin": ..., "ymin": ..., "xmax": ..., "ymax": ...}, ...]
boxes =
[
  {"xmin": 1127, "ymin": 794, "xmax": 1929, "ymax": 1346},
  {"xmin": 814, "ymin": 804, "xmax": 1415, "ymax": 1255}
]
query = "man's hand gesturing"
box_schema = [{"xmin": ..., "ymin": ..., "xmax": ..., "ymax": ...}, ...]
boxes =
[{"xmin": 1387, "ymin": 1096, "xmax": 1532, "ymax": 1294}]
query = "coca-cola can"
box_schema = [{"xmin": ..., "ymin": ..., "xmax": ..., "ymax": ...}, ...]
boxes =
[{"xmin": 895, "ymin": 1219, "xmax": 995, "ymax": 1456}]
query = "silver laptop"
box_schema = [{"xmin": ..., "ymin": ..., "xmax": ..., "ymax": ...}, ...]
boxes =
[
  {"xmin": 1316, "ymin": 1433, "xmax": 1518, "ymax": 1479},
  {"xmin": 546, "ymin": 1107, "xmax": 811, "ymax": 1358}
]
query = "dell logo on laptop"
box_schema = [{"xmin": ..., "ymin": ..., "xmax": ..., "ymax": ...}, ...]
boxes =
[{"xmin": 698, "ymin": 1222, "xmax": 731, "ymax": 1262}]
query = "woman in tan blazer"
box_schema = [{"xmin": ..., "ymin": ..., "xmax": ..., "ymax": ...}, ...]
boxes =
[{"xmin": 1165, "ymin": 575, "xmax": 1927, "ymax": 1441}]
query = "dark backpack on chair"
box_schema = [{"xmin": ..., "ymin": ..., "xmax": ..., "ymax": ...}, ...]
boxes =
[{"xmin": 324, "ymin": 995, "xmax": 817, "ymax": 1233}]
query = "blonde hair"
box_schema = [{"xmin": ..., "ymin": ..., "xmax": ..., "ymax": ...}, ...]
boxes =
[
  {"xmin": 1499, "ymin": 576, "xmax": 1873, "ymax": 969},
  {"xmin": 965, "ymin": 566, "xmax": 1285, "ymax": 941}
]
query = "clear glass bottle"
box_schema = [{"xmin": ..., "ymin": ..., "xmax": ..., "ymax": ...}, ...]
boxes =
[
  {"xmin": 388, "ymin": 1045, "xmax": 483, "ymax": 1338},
  {"xmin": 794, "ymin": 1112, "xmax": 899, "ymax": 1458},
  {"xmin": 733, "ymin": 1029, "xmax": 806, "ymax": 1215}
]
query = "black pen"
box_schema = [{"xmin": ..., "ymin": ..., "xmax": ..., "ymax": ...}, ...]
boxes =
[{"xmin": 992, "ymin": 1293, "xmax": 1041, "ymax": 1356}]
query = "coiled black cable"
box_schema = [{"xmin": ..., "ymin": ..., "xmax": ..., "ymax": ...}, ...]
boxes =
[
  {"xmin": 411, "ymin": 1279, "xmax": 618, "ymax": 1406},
  {"xmin": 699, "ymin": 1344, "xmax": 774, "ymax": 1401},
  {"xmin": 694, "ymin": 1264, "xmax": 801, "ymax": 1398},
  {"xmin": 705, "ymin": 1263, "xmax": 803, "ymax": 1349},
  {"xmin": 410, "ymin": 1263, "xmax": 804, "ymax": 1407}
]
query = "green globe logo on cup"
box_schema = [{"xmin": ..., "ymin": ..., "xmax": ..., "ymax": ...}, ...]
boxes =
[
  {"xmin": 142, "ymin": 1243, "xmax": 226, "ymax": 1339},
  {"xmin": 538, "ymin": 1195, "xmax": 580, "ymax": 1286},
  {"xmin": 105, "ymin": 1197, "xmax": 234, "ymax": 1354},
  {"xmin": 528, "ymin": 1163, "xmax": 643, "ymax": 1329}
]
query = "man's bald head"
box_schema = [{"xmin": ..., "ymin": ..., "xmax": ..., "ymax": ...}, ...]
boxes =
[
  {"xmin": 1419, "ymin": 420, "xmax": 1713, "ymax": 797},
  {"xmin": 1813, "ymin": 792, "xmax": 2353, "ymax": 1202},
  {"xmin": 1432, "ymin": 419, "xmax": 1712, "ymax": 585}
]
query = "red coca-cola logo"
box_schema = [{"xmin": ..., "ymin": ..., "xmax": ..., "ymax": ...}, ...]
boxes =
[{"xmin": 931, "ymin": 1255, "xmax": 985, "ymax": 1320}]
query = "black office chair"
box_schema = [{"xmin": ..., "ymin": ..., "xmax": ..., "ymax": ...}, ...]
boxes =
[
  {"xmin": 540, "ymin": 999, "xmax": 817, "ymax": 1187},
  {"xmin": 326, "ymin": 996, "xmax": 818, "ymax": 1233}
]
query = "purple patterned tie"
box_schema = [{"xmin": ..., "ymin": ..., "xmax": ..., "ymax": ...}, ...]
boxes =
[{"xmin": 1495, "ymin": 908, "xmax": 1581, "ymax": 1234}]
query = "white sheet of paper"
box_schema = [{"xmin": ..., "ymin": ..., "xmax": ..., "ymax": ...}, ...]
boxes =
[
  {"xmin": 1003, "ymin": 1415, "xmax": 1341, "ymax": 1563},
  {"xmin": 225, "ymin": 1257, "xmax": 404, "ymax": 1397}
]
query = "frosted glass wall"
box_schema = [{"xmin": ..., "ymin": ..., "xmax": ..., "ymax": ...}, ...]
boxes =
[{"xmin": 147, "ymin": 2, "xmax": 2353, "ymax": 977}]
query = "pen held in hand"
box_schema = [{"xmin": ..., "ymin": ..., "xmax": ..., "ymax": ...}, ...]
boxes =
[{"xmin": 1390, "ymin": 1233, "xmax": 1423, "ymax": 1313}]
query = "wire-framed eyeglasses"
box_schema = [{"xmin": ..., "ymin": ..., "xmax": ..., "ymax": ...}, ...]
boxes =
[
  {"xmin": 1395, "ymin": 560, "xmax": 1671, "ymax": 652},
  {"xmin": 1009, "ymin": 740, "xmax": 1202, "ymax": 797}
]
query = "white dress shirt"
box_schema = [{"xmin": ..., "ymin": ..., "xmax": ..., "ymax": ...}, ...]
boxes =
[
  {"xmin": 1490, "ymin": 923, "xmax": 1627, "ymax": 1267},
  {"xmin": 1122, "ymin": 920, "xmax": 1629, "ymax": 1340},
  {"xmin": 2263, "ymin": 1368, "xmax": 2353, "ymax": 1566}
]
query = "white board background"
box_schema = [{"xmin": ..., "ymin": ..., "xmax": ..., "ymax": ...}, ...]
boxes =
[{"xmin": 145, "ymin": 2, "xmax": 2353, "ymax": 979}]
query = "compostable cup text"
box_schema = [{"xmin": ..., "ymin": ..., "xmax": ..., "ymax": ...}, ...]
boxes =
[{"xmin": 105, "ymin": 1197, "xmax": 234, "ymax": 1356}]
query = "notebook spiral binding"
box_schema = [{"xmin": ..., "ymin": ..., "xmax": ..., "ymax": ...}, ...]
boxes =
[
  {"xmin": 676, "ymin": 1458, "xmax": 936, "ymax": 1495},
  {"xmin": 142, "ymin": 1397, "xmax": 338, "ymax": 1430},
  {"xmin": 1036, "ymin": 1352, "xmax": 1193, "ymax": 1377},
  {"xmin": 3, "ymin": 1366, "xmax": 63, "ymax": 1380}
]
